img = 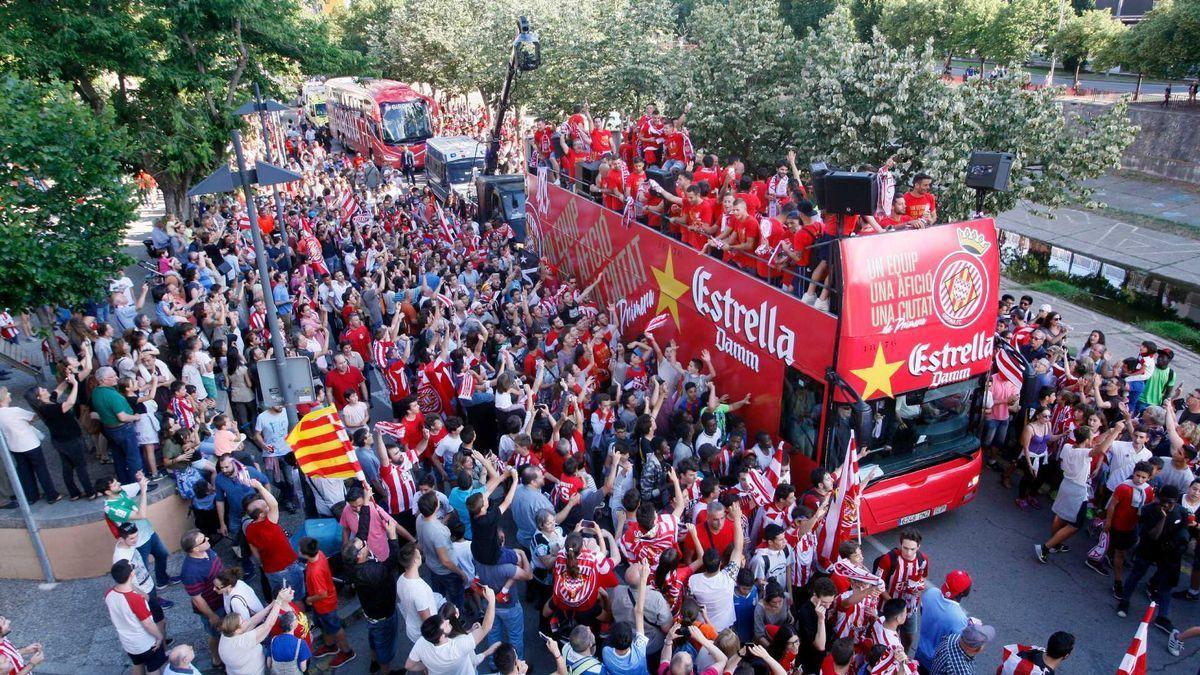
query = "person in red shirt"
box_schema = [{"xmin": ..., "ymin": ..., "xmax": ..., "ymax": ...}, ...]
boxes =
[
  {"xmin": 875, "ymin": 197, "xmax": 920, "ymax": 230},
  {"xmin": 683, "ymin": 500, "xmax": 737, "ymax": 565},
  {"xmin": 243, "ymin": 479, "xmax": 308, "ymax": 600},
  {"xmin": 561, "ymin": 139, "xmax": 587, "ymax": 187},
  {"xmin": 339, "ymin": 313, "xmax": 371, "ymax": 365},
  {"xmin": 1104, "ymin": 461, "xmax": 1154, "ymax": 588},
  {"xmin": 692, "ymin": 155, "xmax": 721, "ymax": 191},
  {"xmin": 661, "ymin": 118, "xmax": 692, "ymax": 172},
  {"xmin": 532, "ymin": 118, "xmax": 559, "ymax": 175},
  {"xmin": 299, "ymin": 537, "xmax": 355, "ymax": 665},
  {"xmin": 734, "ymin": 174, "xmax": 762, "ymax": 217},
  {"xmin": 624, "ymin": 157, "xmax": 650, "ymax": 221},
  {"xmin": 724, "ymin": 199, "xmax": 760, "ymax": 270},
  {"xmin": 901, "ymin": 173, "xmax": 937, "ymax": 224},
  {"xmin": 780, "ymin": 201, "xmax": 834, "ymax": 311},
  {"xmin": 325, "ymin": 354, "xmax": 366, "ymax": 409},
  {"xmin": 755, "ymin": 214, "xmax": 790, "ymax": 281},
  {"xmin": 590, "ymin": 119, "xmax": 613, "ymax": 159},
  {"xmin": 660, "ymin": 184, "xmax": 715, "ymax": 249},
  {"xmin": 566, "ymin": 104, "xmax": 592, "ymax": 151}
]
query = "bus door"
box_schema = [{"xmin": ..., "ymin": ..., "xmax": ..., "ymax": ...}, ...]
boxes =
[{"xmin": 780, "ymin": 365, "xmax": 826, "ymax": 489}]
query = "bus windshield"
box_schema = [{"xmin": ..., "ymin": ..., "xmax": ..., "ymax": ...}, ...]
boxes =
[
  {"xmin": 313, "ymin": 102, "xmax": 327, "ymax": 115},
  {"xmin": 847, "ymin": 376, "xmax": 983, "ymax": 479},
  {"xmin": 446, "ymin": 160, "xmax": 480, "ymax": 185},
  {"xmin": 380, "ymin": 101, "xmax": 432, "ymax": 144}
]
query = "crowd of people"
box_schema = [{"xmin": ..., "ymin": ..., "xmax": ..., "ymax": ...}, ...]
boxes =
[
  {"xmin": 990, "ymin": 296, "xmax": 1200, "ymax": 654},
  {"xmin": 0, "ymin": 98, "xmax": 1196, "ymax": 675},
  {"xmin": 530, "ymin": 103, "xmax": 938, "ymax": 311}
]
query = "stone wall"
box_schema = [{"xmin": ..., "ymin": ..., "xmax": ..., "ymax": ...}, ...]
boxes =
[{"xmin": 1065, "ymin": 100, "xmax": 1200, "ymax": 185}]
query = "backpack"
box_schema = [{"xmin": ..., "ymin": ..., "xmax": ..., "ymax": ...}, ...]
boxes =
[{"xmin": 175, "ymin": 465, "xmax": 204, "ymax": 500}]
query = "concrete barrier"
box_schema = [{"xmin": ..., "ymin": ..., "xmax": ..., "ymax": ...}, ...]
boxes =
[{"xmin": 1066, "ymin": 101, "xmax": 1200, "ymax": 185}]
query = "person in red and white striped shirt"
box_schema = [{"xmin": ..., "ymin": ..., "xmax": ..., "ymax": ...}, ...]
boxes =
[
  {"xmin": 872, "ymin": 528, "xmax": 929, "ymax": 651},
  {"xmin": 551, "ymin": 532, "xmax": 617, "ymax": 624},
  {"xmin": 374, "ymin": 427, "xmax": 428, "ymax": 536},
  {"xmin": 620, "ymin": 468, "xmax": 686, "ymax": 569},
  {"xmin": 0, "ymin": 615, "xmax": 42, "ymax": 675},
  {"xmin": 859, "ymin": 599, "xmax": 916, "ymax": 675}
]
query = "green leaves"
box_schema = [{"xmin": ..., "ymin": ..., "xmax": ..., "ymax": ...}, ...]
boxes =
[{"xmin": 0, "ymin": 76, "xmax": 136, "ymax": 310}]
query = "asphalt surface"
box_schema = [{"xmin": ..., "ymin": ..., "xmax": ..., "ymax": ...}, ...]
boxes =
[{"xmin": 948, "ymin": 64, "xmax": 1195, "ymax": 97}]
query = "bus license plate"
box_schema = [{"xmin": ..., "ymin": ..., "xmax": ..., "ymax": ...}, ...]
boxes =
[{"xmin": 898, "ymin": 510, "xmax": 932, "ymax": 525}]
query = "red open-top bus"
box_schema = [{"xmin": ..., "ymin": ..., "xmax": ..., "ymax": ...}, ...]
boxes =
[
  {"xmin": 525, "ymin": 172, "xmax": 1000, "ymax": 534},
  {"xmin": 326, "ymin": 77, "xmax": 437, "ymax": 168}
]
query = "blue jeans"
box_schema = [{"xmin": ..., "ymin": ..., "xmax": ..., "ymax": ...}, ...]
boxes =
[
  {"xmin": 487, "ymin": 601, "xmax": 525, "ymax": 660},
  {"xmin": 429, "ymin": 571, "xmax": 465, "ymax": 611},
  {"xmin": 1121, "ymin": 554, "xmax": 1176, "ymax": 618},
  {"xmin": 982, "ymin": 418, "xmax": 1009, "ymax": 448},
  {"xmin": 137, "ymin": 532, "xmax": 171, "ymax": 587},
  {"xmin": 366, "ymin": 610, "xmax": 398, "ymax": 665},
  {"xmin": 104, "ymin": 423, "xmax": 144, "ymax": 484},
  {"xmin": 266, "ymin": 560, "xmax": 307, "ymax": 599}
]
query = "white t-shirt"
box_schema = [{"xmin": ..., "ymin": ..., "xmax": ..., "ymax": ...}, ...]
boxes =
[
  {"xmin": 1106, "ymin": 441, "xmax": 1152, "ymax": 492},
  {"xmin": 0, "ymin": 406, "xmax": 41, "ymax": 453},
  {"xmin": 695, "ymin": 429, "xmax": 722, "ymax": 452},
  {"xmin": 688, "ymin": 564, "xmax": 738, "ymax": 631},
  {"xmin": 435, "ymin": 435, "xmax": 462, "ymax": 463},
  {"xmin": 1059, "ymin": 444, "xmax": 1092, "ymax": 486},
  {"xmin": 255, "ymin": 409, "xmax": 292, "ymax": 457},
  {"xmin": 407, "ymin": 634, "xmax": 479, "ymax": 675},
  {"xmin": 222, "ymin": 580, "xmax": 265, "ymax": 621},
  {"xmin": 104, "ymin": 588, "xmax": 157, "ymax": 655},
  {"xmin": 396, "ymin": 574, "xmax": 442, "ymax": 643},
  {"xmin": 219, "ymin": 630, "xmax": 267, "ymax": 675},
  {"xmin": 113, "ymin": 545, "xmax": 154, "ymax": 595},
  {"xmin": 182, "ymin": 364, "xmax": 208, "ymax": 400}
]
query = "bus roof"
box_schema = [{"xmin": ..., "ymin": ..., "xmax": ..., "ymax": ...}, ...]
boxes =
[
  {"xmin": 325, "ymin": 76, "xmax": 423, "ymax": 104},
  {"xmin": 426, "ymin": 136, "xmax": 486, "ymax": 162}
]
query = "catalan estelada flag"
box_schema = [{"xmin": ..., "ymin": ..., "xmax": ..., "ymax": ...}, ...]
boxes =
[{"xmin": 285, "ymin": 405, "xmax": 361, "ymax": 479}]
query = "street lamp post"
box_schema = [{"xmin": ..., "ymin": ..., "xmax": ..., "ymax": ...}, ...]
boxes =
[
  {"xmin": 236, "ymin": 84, "xmax": 291, "ymax": 236},
  {"xmin": 188, "ymin": 132, "xmax": 303, "ymax": 428}
]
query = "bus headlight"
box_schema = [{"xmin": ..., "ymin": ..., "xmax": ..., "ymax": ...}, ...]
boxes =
[{"xmin": 967, "ymin": 475, "xmax": 979, "ymax": 490}]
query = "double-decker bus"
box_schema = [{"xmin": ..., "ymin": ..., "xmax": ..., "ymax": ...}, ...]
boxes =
[
  {"xmin": 326, "ymin": 77, "xmax": 437, "ymax": 168},
  {"xmin": 525, "ymin": 171, "xmax": 1000, "ymax": 534}
]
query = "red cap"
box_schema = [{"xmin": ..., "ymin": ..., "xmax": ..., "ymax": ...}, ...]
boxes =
[{"xmin": 941, "ymin": 570, "xmax": 972, "ymax": 598}]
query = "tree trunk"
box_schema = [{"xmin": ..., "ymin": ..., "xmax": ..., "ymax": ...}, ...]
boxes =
[
  {"xmin": 1073, "ymin": 61, "xmax": 1082, "ymax": 91},
  {"xmin": 943, "ymin": 52, "xmax": 954, "ymax": 73},
  {"xmin": 160, "ymin": 178, "xmax": 192, "ymax": 221},
  {"xmin": 1134, "ymin": 73, "xmax": 1143, "ymax": 101},
  {"xmin": 34, "ymin": 306, "xmax": 63, "ymax": 365},
  {"xmin": 979, "ymin": 57, "xmax": 986, "ymax": 76}
]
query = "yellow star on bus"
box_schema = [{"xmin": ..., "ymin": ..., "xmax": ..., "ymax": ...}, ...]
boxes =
[
  {"xmin": 850, "ymin": 345, "xmax": 903, "ymax": 399},
  {"xmin": 651, "ymin": 250, "xmax": 689, "ymax": 328}
]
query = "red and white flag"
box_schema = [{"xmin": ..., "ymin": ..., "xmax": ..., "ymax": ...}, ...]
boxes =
[
  {"xmin": 644, "ymin": 313, "xmax": 670, "ymax": 333},
  {"xmin": 818, "ymin": 431, "xmax": 861, "ymax": 570},
  {"xmin": 998, "ymin": 644, "xmax": 1048, "ymax": 675},
  {"xmin": 434, "ymin": 292, "xmax": 454, "ymax": 308},
  {"xmin": 339, "ymin": 190, "xmax": 360, "ymax": 224},
  {"xmin": 1010, "ymin": 325, "xmax": 1034, "ymax": 347},
  {"xmin": 994, "ymin": 336, "xmax": 1028, "ymax": 388},
  {"xmin": 433, "ymin": 203, "xmax": 456, "ymax": 243},
  {"xmin": 374, "ymin": 421, "xmax": 407, "ymax": 441},
  {"xmin": 1116, "ymin": 602, "xmax": 1155, "ymax": 675},
  {"xmin": 457, "ymin": 372, "xmax": 476, "ymax": 400}
]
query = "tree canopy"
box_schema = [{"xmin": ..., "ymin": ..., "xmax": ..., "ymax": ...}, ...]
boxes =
[
  {"xmin": 0, "ymin": 76, "xmax": 136, "ymax": 311},
  {"xmin": 0, "ymin": 0, "xmax": 364, "ymax": 217}
]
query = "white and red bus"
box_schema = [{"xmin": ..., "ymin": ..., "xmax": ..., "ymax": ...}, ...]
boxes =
[
  {"xmin": 326, "ymin": 77, "xmax": 437, "ymax": 168},
  {"xmin": 526, "ymin": 172, "xmax": 1000, "ymax": 535}
]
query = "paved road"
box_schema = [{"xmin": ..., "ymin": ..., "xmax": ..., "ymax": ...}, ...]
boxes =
[{"xmin": 949, "ymin": 64, "xmax": 1195, "ymax": 97}]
